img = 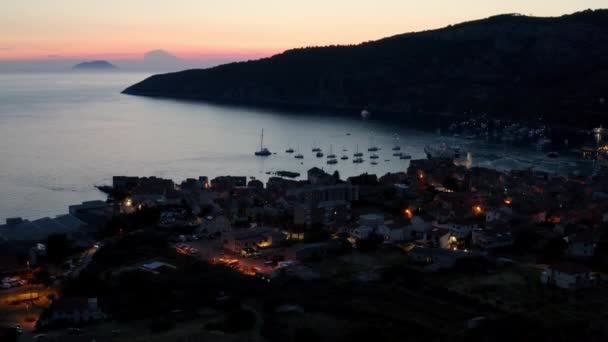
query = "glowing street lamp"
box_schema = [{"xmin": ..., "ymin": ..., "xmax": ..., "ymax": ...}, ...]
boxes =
[
  {"xmin": 404, "ymin": 208, "xmax": 413, "ymax": 219},
  {"xmin": 473, "ymin": 205, "xmax": 483, "ymax": 215}
]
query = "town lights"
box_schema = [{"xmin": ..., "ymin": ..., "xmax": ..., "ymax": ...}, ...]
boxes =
[
  {"xmin": 504, "ymin": 197, "xmax": 512, "ymax": 205},
  {"xmin": 404, "ymin": 208, "xmax": 413, "ymax": 219},
  {"xmin": 124, "ymin": 198, "xmax": 132, "ymax": 207},
  {"xmin": 473, "ymin": 205, "xmax": 483, "ymax": 215}
]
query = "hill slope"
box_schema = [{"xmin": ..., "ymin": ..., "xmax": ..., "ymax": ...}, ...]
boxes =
[{"xmin": 123, "ymin": 10, "xmax": 608, "ymax": 126}]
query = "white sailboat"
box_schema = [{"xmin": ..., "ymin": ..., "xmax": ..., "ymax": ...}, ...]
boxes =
[{"xmin": 254, "ymin": 129, "xmax": 271, "ymax": 156}]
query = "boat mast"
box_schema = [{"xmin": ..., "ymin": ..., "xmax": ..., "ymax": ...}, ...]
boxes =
[{"xmin": 260, "ymin": 129, "xmax": 264, "ymax": 150}]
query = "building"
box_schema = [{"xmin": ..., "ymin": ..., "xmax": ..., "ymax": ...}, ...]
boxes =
[
  {"xmin": 359, "ymin": 214, "xmax": 384, "ymax": 228},
  {"xmin": 289, "ymin": 184, "xmax": 358, "ymax": 205},
  {"xmin": 407, "ymin": 246, "xmax": 471, "ymax": 269},
  {"xmin": 424, "ymin": 227, "xmax": 452, "ymax": 249},
  {"xmin": 472, "ymin": 228, "xmax": 514, "ymax": 249},
  {"xmin": 0, "ymin": 215, "xmax": 88, "ymax": 242},
  {"xmin": 540, "ymin": 263, "xmax": 596, "ymax": 290},
  {"xmin": 222, "ymin": 227, "xmax": 275, "ymax": 253},
  {"xmin": 285, "ymin": 241, "xmax": 343, "ymax": 261},
  {"xmin": 294, "ymin": 200, "xmax": 351, "ymax": 227},
  {"xmin": 68, "ymin": 200, "xmax": 110, "ymax": 229},
  {"xmin": 565, "ymin": 233, "xmax": 597, "ymax": 259},
  {"xmin": 403, "ymin": 217, "xmax": 431, "ymax": 241},
  {"xmin": 307, "ymin": 167, "xmax": 335, "ymax": 185},
  {"xmin": 48, "ymin": 297, "xmax": 105, "ymax": 324},
  {"xmin": 433, "ymin": 221, "xmax": 478, "ymax": 239}
]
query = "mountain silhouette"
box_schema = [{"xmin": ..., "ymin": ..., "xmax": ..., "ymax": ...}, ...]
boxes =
[{"xmin": 123, "ymin": 10, "xmax": 608, "ymax": 126}]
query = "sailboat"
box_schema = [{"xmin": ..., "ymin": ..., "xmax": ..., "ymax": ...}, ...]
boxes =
[
  {"xmin": 311, "ymin": 141, "xmax": 321, "ymax": 152},
  {"xmin": 392, "ymin": 134, "xmax": 401, "ymax": 151},
  {"xmin": 368, "ymin": 133, "xmax": 379, "ymax": 152},
  {"xmin": 254, "ymin": 129, "xmax": 271, "ymax": 156},
  {"xmin": 353, "ymin": 144, "xmax": 363, "ymax": 157},
  {"xmin": 327, "ymin": 145, "xmax": 336, "ymax": 159}
]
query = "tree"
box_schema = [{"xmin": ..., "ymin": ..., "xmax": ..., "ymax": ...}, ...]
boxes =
[{"xmin": 46, "ymin": 234, "xmax": 70, "ymax": 262}]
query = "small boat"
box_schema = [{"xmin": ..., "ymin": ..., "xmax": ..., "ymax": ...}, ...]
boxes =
[
  {"xmin": 346, "ymin": 132, "xmax": 352, "ymax": 136},
  {"xmin": 368, "ymin": 146, "xmax": 379, "ymax": 152},
  {"xmin": 254, "ymin": 129, "xmax": 272, "ymax": 156},
  {"xmin": 371, "ymin": 161, "xmax": 378, "ymax": 165},
  {"xmin": 327, "ymin": 145, "xmax": 336, "ymax": 159},
  {"xmin": 400, "ymin": 154, "xmax": 412, "ymax": 160},
  {"xmin": 353, "ymin": 157, "xmax": 364, "ymax": 163},
  {"xmin": 341, "ymin": 155, "xmax": 349, "ymax": 160},
  {"xmin": 353, "ymin": 144, "xmax": 363, "ymax": 157},
  {"xmin": 294, "ymin": 147, "xmax": 304, "ymax": 159},
  {"xmin": 392, "ymin": 146, "xmax": 401, "ymax": 151},
  {"xmin": 370, "ymin": 154, "xmax": 379, "ymax": 159},
  {"xmin": 547, "ymin": 151, "xmax": 560, "ymax": 158},
  {"xmin": 316, "ymin": 151, "xmax": 324, "ymax": 158},
  {"xmin": 384, "ymin": 159, "xmax": 390, "ymax": 162},
  {"xmin": 327, "ymin": 159, "xmax": 338, "ymax": 165},
  {"xmin": 393, "ymin": 152, "xmax": 402, "ymax": 157},
  {"xmin": 285, "ymin": 148, "xmax": 294, "ymax": 153}
]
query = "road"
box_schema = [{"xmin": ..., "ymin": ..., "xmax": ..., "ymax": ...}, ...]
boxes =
[{"xmin": 182, "ymin": 239, "xmax": 278, "ymax": 276}]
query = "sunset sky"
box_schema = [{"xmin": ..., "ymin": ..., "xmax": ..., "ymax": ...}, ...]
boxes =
[{"xmin": 1, "ymin": 0, "xmax": 606, "ymax": 61}]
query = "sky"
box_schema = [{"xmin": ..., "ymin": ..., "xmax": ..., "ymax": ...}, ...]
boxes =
[{"xmin": 0, "ymin": 0, "xmax": 606, "ymax": 61}]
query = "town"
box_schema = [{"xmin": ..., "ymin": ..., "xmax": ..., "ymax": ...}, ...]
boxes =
[{"xmin": 2, "ymin": 158, "xmax": 608, "ymax": 341}]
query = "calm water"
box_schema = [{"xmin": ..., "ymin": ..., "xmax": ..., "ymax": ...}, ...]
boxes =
[{"xmin": 0, "ymin": 72, "xmax": 591, "ymax": 221}]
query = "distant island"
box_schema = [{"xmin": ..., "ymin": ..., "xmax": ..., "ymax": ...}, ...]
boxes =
[
  {"xmin": 123, "ymin": 10, "xmax": 608, "ymax": 127},
  {"xmin": 73, "ymin": 60, "xmax": 118, "ymax": 71}
]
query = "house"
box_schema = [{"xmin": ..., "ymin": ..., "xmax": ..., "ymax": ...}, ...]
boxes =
[
  {"xmin": 433, "ymin": 221, "xmax": 478, "ymax": 239},
  {"xmin": 285, "ymin": 241, "xmax": 343, "ymax": 261},
  {"xmin": 48, "ymin": 297, "xmax": 105, "ymax": 324},
  {"xmin": 68, "ymin": 200, "xmax": 110, "ymax": 229},
  {"xmin": 424, "ymin": 227, "xmax": 452, "ymax": 249},
  {"xmin": 294, "ymin": 200, "xmax": 351, "ymax": 227},
  {"xmin": 197, "ymin": 215, "xmax": 231, "ymax": 235},
  {"xmin": 565, "ymin": 233, "xmax": 597, "ymax": 259},
  {"xmin": 540, "ymin": 263, "xmax": 596, "ymax": 290},
  {"xmin": 222, "ymin": 227, "xmax": 275, "ymax": 253},
  {"xmin": 288, "ymin": 184, "xmax": 359, "ymax": 206},
  {"xmin": 407, "ymin": 246, "xmax": 470, "ymax": 269},
  {"xmin": 485, "ymin": 205, "xmax": 513, "ymax": 223},
  {"xmin": 377, "ymin": 222, "xmax": 409, "ymax": 243},
  {"xmin": 0, "ymin": 215, "xmax": 88, "ymax": 242},
  {"xmin": 359, "ymin": 214, "xmax": 384, "ymax": 228},
  {"xmin": 140, "ymin": 260, "xmax": 178, "ymax": 275},
  {"xmin": 472, "ymin": 227, "xmax": 514, "ymax": 249},
  {"xmin": 307, "ymin": 167, "xmax": 335, "ymax": 185},
  {"xmin": 403, "ymin": 217, "xmax": 431, "ymax": 241},
  {"xmin": 351, "ymin": 226, "xmax": 375, "ymax": 240}
]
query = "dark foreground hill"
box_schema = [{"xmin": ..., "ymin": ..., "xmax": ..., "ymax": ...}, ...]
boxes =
[{"xmin": 123, "ymin": 10, "xmax": 608, "ymax": 126}]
